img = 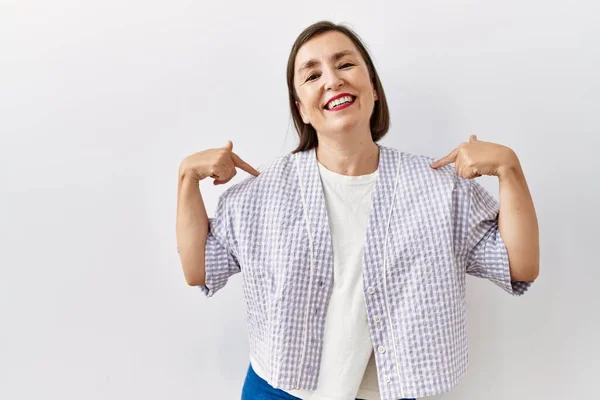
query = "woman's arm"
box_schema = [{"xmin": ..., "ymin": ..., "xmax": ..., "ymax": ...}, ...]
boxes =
[
  {"xmin": 176, "ymin": 141, "xmax": 260, "ymax": 287},
  {"xmin": 497, "ymin": 156, "xmax": 540, "ymax": 281},
  {"xmin": 431, "ymin": 135, "xmax": 540, "ymax": 282},
  {"xmin": 176, "ymin": 171, "xmax": 209, "ymax": 286}
]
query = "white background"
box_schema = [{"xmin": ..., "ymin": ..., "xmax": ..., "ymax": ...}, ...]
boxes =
[{"xmin": 1, "ymin": 1, "xmax": 598, "ymax": 399}]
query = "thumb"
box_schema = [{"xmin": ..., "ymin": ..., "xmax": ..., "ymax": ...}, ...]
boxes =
[
  {"xmin": 469, "ymin": 134, "xmax": 478, "ymax": 143},
  {"xmin": 223, "ymin": 140, "xmax": 233, "ymax": 151}
]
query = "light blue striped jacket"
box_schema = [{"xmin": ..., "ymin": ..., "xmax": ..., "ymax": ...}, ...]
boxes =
[{"xmin": 199, "ymin": 144, "xmax": 533, "ymax": 400}]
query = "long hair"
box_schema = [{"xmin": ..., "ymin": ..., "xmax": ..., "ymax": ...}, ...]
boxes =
[{"xmin": 286, "ymin": 21, "xmax": 390, "ymax": 153}]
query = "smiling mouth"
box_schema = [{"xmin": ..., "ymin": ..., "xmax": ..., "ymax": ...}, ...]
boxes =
[{"xmin": 324, "ymin": 95, "xmax": 356, "ymax": 111}]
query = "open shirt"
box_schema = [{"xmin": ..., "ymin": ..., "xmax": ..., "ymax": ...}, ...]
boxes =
[{"xmin": 199, "ymin": 144, "xmax": 534, "ymax": 400}]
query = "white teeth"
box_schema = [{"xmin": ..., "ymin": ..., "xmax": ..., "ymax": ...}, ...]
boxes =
[{"xmin": 327, "ymin": 96, "xmax": 354, "ymax": 110}]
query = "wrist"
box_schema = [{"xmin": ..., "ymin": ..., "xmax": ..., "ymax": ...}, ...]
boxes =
[
  {"xmin": 179, "ymin": 168, "xmax": 202, "ymax": 185},
  {"xmin": 497, "ymin": 150, "xmax": 523, "ymax": 181},
  {"xmin": 179, "ymin": 161, "xmax": 206, "ymax": 183}
]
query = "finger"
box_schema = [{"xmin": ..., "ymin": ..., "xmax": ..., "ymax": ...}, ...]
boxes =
[
  {"xmin": 214, "ymin": 171, "xmax": 236, "ymax": 185},
  {"xmin": 223, "ymin": 140, "xmax": 233, "ymax": 151},
  {"xmin": 231, "ymin": 152, "xmax": 261, "ymax": 176},
  {"xmin": 209, "ymin": 164, "xmax": 231, "ymax": 182},
  {"xmin": 430, "ymin": 147, "xmax": 459, "ymax": 169},
  {"xmin": 210, "ymin": 173, "xmax": 225, "ymax": 183},
  {"xmin": 459, "ymin": 163, "xmax": 480, "ymax": 179},
  {"xmin": 470, "ymin": 167, "xmax": 482, "ymax": 179},
  {"xmin": 459, "ymin": 162, "xmax": 470, "ymax": 179},
  {"xmin": 469, "ymin": 134, "xmax": 478, "ymax": 143}
]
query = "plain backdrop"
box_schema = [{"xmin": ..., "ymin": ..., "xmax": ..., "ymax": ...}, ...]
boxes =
[{"xmin": 1, "ymin": 1, "xmax": 599, "ymax": 399}]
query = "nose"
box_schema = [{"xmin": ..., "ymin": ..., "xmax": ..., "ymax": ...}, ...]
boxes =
[{"xmin": 323, "ymin": 67, "xmax": 344, "ymax": 91}]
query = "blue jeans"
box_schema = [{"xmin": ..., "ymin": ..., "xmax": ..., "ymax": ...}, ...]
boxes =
[{"xmin": 241, "ymin": 363, "xmax": 416, "ymax": 400}]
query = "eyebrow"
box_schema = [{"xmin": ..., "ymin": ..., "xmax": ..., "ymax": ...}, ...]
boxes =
[{"xmin": 297, "ymin": 50, "xmax": 357, "ymax": 74}]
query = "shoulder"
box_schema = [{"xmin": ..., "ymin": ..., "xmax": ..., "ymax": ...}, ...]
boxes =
[
  {"xmin": 219, "ymin": 152, "xmax": 296, "ymax": 202},
  {"xmin": 379, "ymin": 144, "xmax": 471, "ymax": 195},
  {"xmin": 382, "ymin": 145, "xmax": 461, "ymax": 179}
]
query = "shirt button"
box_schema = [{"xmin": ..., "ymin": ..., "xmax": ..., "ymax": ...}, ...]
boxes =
[
  {"xmin": 314, "ymin": 307, "xmax": 318, "ymax": 314},
  {"xmin": 378, "ymin": 345, "xmax": 386, "ymax": 354},
  {"xmin": 374, "ymin": 315, "xmax": 381, "ymax": 323},
  {"xmin": 384, "ymin": 375, "xmax": 391, "ymax": 383},
  {"xmin": 367, "ymin": 287, "xmax": 375, "ymax": 294},
  {"xmin": 318, "ymin": 280, "xmax": 324, "ymax": 287}
]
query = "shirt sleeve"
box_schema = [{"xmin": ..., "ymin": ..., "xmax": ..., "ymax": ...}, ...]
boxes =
[
  {"xmin": 464, "ymin": 179, "xmax": 533, "ymax": 296},
  {"xmin": 198, "ymin": 190, "xmax": 241, "ymax": 297}
]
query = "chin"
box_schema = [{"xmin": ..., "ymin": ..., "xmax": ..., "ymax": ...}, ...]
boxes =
[{"xmin": 329, "ymin": 117, "xmax": 363, "ymax": 133}]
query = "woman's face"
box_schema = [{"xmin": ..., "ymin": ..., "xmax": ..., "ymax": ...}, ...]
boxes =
[{"xmin": 293, "ymin": 31, "xmax": 378, "ymax": 137}]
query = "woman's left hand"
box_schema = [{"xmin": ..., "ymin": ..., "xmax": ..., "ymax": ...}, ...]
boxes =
[{"xmin": 430, "ymin": 135, "xmax": 519, "ymax": 178}]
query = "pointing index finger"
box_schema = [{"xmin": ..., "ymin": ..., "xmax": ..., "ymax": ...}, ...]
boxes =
[
  {"xmin": 231, "ymin": 152, "xmax": 261, "ymax": 176},
  {"xmin": 430, "ymin": 147, "xmax": 459, "ymax": 169}
]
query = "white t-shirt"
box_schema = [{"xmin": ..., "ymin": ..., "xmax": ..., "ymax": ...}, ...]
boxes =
[{"xmin": 251, "ymin": 160, "xmax": 381, "ymax": 400}]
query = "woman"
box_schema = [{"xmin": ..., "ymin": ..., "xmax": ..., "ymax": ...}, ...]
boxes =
[{"xmin": 176, "ymin": 21, "xmax": 539, "ymax": 400}]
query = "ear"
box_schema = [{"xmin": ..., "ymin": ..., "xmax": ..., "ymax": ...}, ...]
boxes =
[{"xmin": 295, "ymin": 100, "xmax": 310, "ymax": 124}]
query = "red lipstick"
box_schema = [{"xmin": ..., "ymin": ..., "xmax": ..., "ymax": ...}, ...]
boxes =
[{"xmin": 324, "ymin": 93, "xmax": 356, "ymax": 112}]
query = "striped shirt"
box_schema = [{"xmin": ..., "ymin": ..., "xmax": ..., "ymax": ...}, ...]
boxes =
[{"xmin": 199, "ymin": 144, "xmax": 534, "ymax": 400}]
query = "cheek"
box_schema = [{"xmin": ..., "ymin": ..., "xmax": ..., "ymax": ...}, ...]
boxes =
[
  {"xmin": 306, "ymin": 90, "xmax": 321, "ymax": 110},
  {"xmin": 297, "ymin": 89, "xmax": 318, "ymax": 110}
]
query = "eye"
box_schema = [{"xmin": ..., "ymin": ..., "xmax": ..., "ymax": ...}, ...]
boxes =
[
  {"xmin": 304, "ymin": 63, "xmax": 354, "ymax": 83},
  {"xmin": 306, "ymin": 73, "xmax": 320, "ymax": 82}
]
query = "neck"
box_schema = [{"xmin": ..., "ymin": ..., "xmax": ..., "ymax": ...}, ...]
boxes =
[{"xmin": 315, "ymin": 130, "xmax": 380, "ymax": 176}]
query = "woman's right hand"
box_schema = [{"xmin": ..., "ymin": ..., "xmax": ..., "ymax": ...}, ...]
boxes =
[{"xmin": 179, "ymin": 140, "xmax": 260, "ymax": 185}]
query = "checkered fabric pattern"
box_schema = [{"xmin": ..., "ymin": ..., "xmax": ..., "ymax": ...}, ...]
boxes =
[{"xmin": 199, "ymin": 144, "xmax": 534, "ymax": 400}]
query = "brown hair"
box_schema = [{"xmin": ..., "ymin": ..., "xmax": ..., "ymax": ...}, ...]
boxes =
[{"xmin": 287, "ymin": 21, "xmax": 390, "ymax": 153}]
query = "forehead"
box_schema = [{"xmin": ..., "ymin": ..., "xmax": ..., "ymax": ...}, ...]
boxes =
[{"xmin": 294, "ymin": 31, "xmax": 360, "ymax": 69}]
